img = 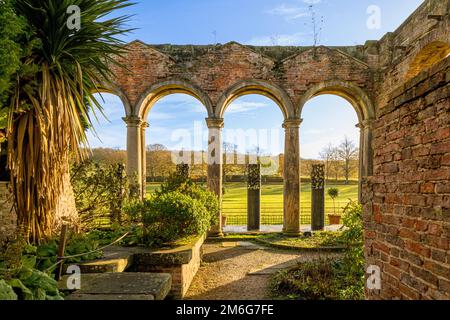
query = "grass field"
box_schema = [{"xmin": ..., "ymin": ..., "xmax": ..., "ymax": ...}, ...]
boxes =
[{"xmin": 146, "ymin": 181, "xmax": 359, "ymax": 225}]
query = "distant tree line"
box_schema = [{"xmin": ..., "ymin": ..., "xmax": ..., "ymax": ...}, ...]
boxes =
[{"xmin": 88, "ymin": 137, "xmax": 359, "ymax": 184}]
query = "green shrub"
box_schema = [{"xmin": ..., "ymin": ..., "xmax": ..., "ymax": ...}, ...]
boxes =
[
  {"xmin": 335, "ymin": 201, "xmax": 365, "ymax": 299},
  {"xmin": 71, "ymin": 160, "xmax": 128, "ymax": 228},
  {"xmin": 157, "ymin": 171, "xmax": 219, "ymax": 226},
  {"xmin": 142, "ymin": 191, "xmax": 212, "ymax": 246},
  {"xmin": 122, "ymin": 169, "xmax": 219, "ymax": 247}
]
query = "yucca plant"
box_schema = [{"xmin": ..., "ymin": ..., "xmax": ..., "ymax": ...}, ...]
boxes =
[{"xmin": 6, "ymin": 0, "xmax": 133, "ymax": 243}]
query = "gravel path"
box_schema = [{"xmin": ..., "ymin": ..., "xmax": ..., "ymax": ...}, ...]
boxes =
[{"xmin": 184, "ymin": 241, "xmax": 338, "ymax": 300}]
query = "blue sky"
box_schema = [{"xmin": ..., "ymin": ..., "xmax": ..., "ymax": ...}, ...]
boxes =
[{"xmin": 87, "ymin": 0, "xmax": 424, "ymax": 159}]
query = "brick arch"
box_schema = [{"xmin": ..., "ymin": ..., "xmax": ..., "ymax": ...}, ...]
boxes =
[
  {"xmin": 215, "ymin": 80, "xmax": 295, "ymax": 119},
  {"xmin": 407, "ymin": 40, "xmax": 450, "ymax": 80},
  {"xmin": 297, "ymin": 80, "xmax": 375, "ymax": 123},
  {"xmin": 135, "ymin": 79, "xmax": 214, "ymax": 119}
]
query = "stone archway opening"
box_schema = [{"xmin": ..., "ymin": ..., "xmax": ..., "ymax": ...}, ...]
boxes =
[
  {"xmin": 125, "ymin": 81, "xmax": 213, "ymax": 198},
  {"xmin": 220, "ymin": 94, "xmax": 286, "ymax": 232},
  {"xmin": 87, "ymin": 92, "xmax": 129, "ymax": 158},
  {"xmin": 300, "ymin": 94, "xmax": 361, "ymax": 227},
  {"xmin": 144, "ymin": 93, "xmax": 210, "ymax": 194},
  {"xmin": 298, "ymin": 81, "xmax": 375, "ymax": 198},
  {"xmin": 217, "ymin": 81, "xmax": 300, "ymax": 235}
]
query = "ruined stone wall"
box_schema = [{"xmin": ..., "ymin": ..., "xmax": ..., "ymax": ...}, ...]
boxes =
[
  {"xmin": 364, "ymin": 57, "xmax": 450, "ymax": 300},
  {"xmin": 111, "ymin": 41, "xmax": 374, "ymax": 114},
  {"xmin": 376, "ymin": 0, "xmax": 449, "ymax": 107},
  {"xmin": 0, "ymin": 182, "xmax": 16, "ymax": 246}
]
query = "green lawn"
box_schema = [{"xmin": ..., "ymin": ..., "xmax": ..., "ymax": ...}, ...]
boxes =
[{"xmin": 146, "ymin": 181, "xmax": 359, "ymax": 225}]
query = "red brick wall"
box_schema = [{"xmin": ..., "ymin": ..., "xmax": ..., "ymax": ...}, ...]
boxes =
[
  {"xmin": 363, "ymin": 57, "xmax": 450, "ymax": 300},
  {"xmin": 110, "ymin": 42, "xmax": 374, "ymax": 113}
]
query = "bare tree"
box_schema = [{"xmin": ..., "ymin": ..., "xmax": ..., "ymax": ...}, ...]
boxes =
[
  {"xmin": 223, "ymin": 142, "xmax": 238, "ymax": 182},
  {"xmin": 337, "ymin": 137, "xmax": 359, "ymax": 185},
  {"xmin": 319, "ymin": 143, "xmax": 337, "ymax": 181},
  {"xmin": 146, "ymin": 144, "xmax": 171, "ymax": 180}
]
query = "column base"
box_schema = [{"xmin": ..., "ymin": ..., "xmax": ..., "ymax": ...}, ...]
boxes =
[{"xmin": 283, "ymin": 230, "xmax": 302, "ymax": 237}]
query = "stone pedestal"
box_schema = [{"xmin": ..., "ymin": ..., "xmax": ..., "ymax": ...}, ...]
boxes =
[
  {"xmin": 311, "ymin": 164, "xmax": 325, "ymax": 231},
  {"xmin": 206, "ymin": 118, "xmax": 224, "ymax": 237},
  {"xmin": 283, "ymin": 119, "xmax": 302, "ymax": 236},
  {"xmin": 247, "ymin": 164, "xmax": 261, "ymax": 231}
]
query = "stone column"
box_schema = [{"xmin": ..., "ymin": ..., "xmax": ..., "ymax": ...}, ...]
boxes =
[
  {"xmin": 283, "ymin": 119, "xmax": 302, "ymax": 236},
  {"xmin": 141, "ymin": 121, "xmax": 149, "ymax": 198},
  {"xmin": 357, "ymin": 120, "xmax": 374, "ymax": 202},
  {"xmin": 123, "ymin": 115, "xmax": 143, "ymax": 198},
  {"xmin": 206, "ymin": 118, "xmax": 224, "ymax": 237},
  {"xmin": 362, "ymin": 120, "xmax": 374, "ymax": 177}
]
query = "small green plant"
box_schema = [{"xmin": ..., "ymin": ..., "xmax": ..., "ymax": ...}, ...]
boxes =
[
  {"xmin": 269, "ymin": 200, "xmax": 365, "ymax": 300},
  {"xmin": 327, "ymin": 188, "xmax": 339, "ymax": 215},
  {"xmin": 0, "ymin": 237, "xmax": 63, "ymax": 300}
]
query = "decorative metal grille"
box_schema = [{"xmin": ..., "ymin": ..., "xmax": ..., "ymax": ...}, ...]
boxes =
[
  {"xmin": 311, "ymin": 164, "xmax": 325, "ymax": 190},
  {"xmin": 246, "ymin": 164, "xmax": 261, "ymax": 190}
]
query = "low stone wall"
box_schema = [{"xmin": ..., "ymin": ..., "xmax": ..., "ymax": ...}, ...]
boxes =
[
  {"xmin": 0, "ymin": 182, "xmax": 16, "ymax": 246},
  {"xmin": 129, "ymin": 234, "xmax": 205, "ymax": 299}
]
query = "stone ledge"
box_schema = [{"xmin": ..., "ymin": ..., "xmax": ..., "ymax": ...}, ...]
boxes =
[
  {"xmin": 253, "ymin": 237, "xmax": 346, "ymax": 252},
  {"xmin": 61, "ymin": 273, "xmax": 172, "ymax": 301},
  {"xmin": 130, "ymin": 234, "xmax": 206, "ymax": 267}
]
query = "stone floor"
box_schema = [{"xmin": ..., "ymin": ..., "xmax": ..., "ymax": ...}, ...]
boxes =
[
  {"xmin": 223, "ymin": 224, "xmax": 343, "ymax": 233},
  {"xmin": 184, "ymin": 242, "xmax": 339, "ymax": 300}
]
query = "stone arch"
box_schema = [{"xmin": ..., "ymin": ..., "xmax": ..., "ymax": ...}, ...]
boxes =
[
  {"xmin": 135, "ymin": 79, "xmax": 214, "ymax": 119},
  {"xmin": 215, "ymin": 80, "xmax": 295, "ymax": 119},
  {"xmin": 298, "ymin": 80, "xmax": 375, "ymax": 122},
  {"xmin": 96, "ymin": 84, "xmax": 132, "ymax": 117},
  {"xmin": 407, "ymin": 40, "xmax": 450, "ymax": 80},
  {"xmin": 298, "ymin": 80, "xmax": 375, "ymax": 200}
]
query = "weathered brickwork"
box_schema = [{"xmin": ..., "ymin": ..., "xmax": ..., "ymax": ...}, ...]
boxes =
[{"xmin": 364, "ymin": 57, "xmax": 450, "ymax": 300}]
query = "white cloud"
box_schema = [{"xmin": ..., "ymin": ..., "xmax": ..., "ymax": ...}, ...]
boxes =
[
  {"xmin": 303, "ymin": 0, "xmax": 321, "ymax": 4},
  {"xmin": 226, "ymin": 101, "xmax": 269, "ymax": 114},
  {"xmin": 147, "ymin": 111, "xmax": 175, "ymax": 120},
  {"xmin": 266, "ymin": 4, "xmax": 310, "ymax": 21},
  {"xmin": 247, "ymin": 32, "xmax": 308, "ymax": 46}
]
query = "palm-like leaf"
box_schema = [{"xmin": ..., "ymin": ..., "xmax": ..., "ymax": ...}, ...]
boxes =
[{"xmin": 7, "ymin": 0, "xmax": 133, "ymax": 242}]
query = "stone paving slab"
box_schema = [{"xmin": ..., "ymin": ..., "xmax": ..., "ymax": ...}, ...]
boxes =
[{"xmin": 61, "ymin": 273, "xmax": 172, "ymax": 300}]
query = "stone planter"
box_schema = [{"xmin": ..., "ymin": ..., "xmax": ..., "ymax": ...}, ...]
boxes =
[
  {"xmin": 129, "ymin": 234, "xmax": 206, "ymax": 299},
  {"xmin": 328, "ymin": 214, "xmax": 341, "ymax": 225}
]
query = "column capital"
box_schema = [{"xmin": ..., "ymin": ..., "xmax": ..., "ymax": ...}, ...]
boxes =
[
  {"xmin": 141, "ymin": 121, "xmax": 150, "ymax": 129},
  {"xmin": 357, "ymin": 119, "xmax": 375, "ymax": 130},
  {"xmin": 123, "ymin": 115, "xmax": 143, "ymax": 127},
  {"xmin": 283, "ymin": 118, "xmax": 303, "ymax": 129},
  {"xmin": 206, "ymin": 118, "xmax": 224, "ymax": 129}
]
